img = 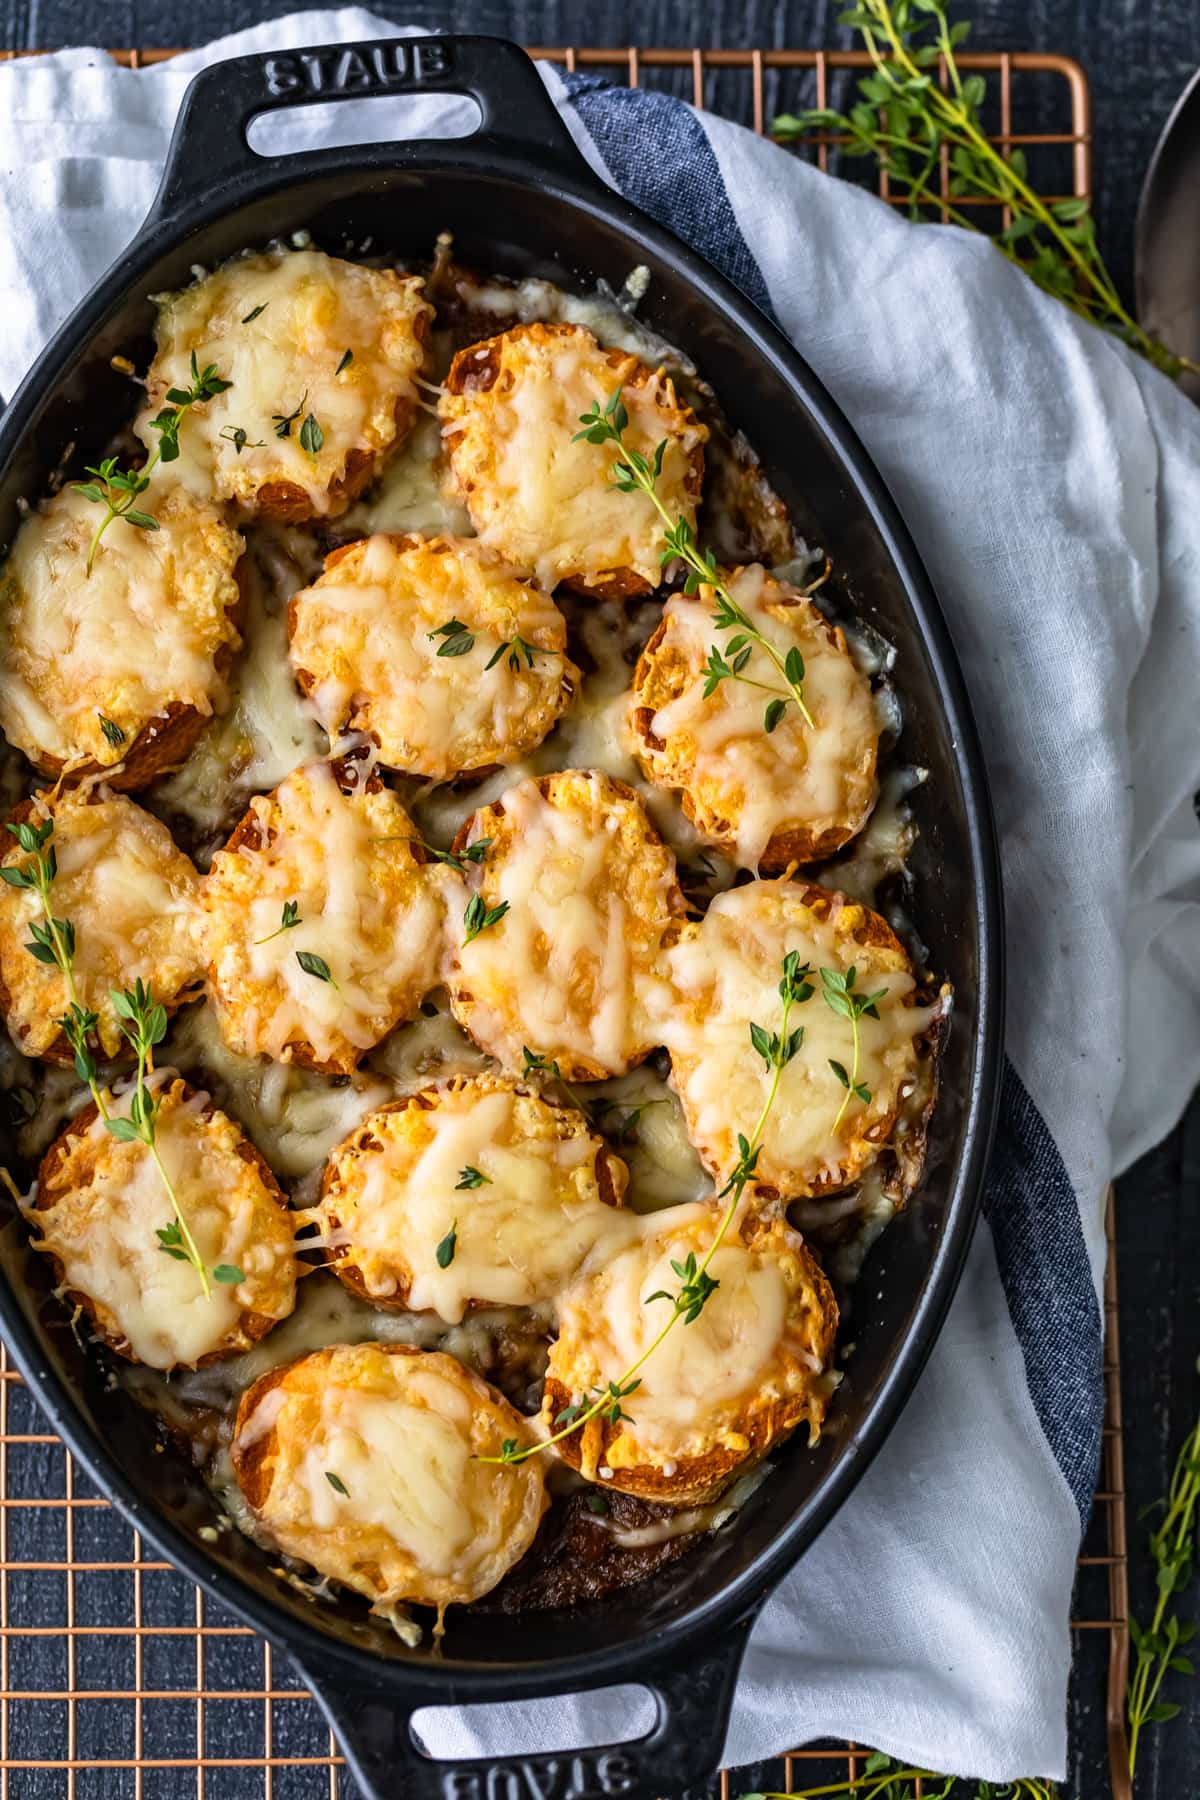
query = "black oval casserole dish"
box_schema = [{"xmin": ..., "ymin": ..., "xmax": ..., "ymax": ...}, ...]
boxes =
[{"xmin": 0, "ymin": 35, "xmax": 1003, "ymax": 1798}]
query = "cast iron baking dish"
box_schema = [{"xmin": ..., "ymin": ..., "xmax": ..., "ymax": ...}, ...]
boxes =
[{"xmin": 0, "ymin": 35, "xmax": 1003, "ymax": 1799}]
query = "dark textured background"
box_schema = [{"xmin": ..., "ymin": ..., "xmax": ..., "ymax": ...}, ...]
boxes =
[{"xmin": 1, "ymin": 4, "xmax": 1199, "ymax": 1798}]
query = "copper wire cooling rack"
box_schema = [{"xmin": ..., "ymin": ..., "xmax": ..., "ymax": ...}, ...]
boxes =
[{"xmin": 0, "ymin": 39, "xmax": 1124, "ymax": 1800}]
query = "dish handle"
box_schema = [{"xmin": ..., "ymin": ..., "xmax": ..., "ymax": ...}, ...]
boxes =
[
  {"xmin": 152, "ymin": 33, "xmax": 595, "ymax": 220},
  {"xmin": 296, "ymin": 1610, "xmax": 757, "ymax": 1799}
]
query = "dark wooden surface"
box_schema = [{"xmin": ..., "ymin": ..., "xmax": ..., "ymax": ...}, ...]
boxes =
[{"xmin": 1, "ymin": 4, "xmax": 1199, "ymax": 1797}]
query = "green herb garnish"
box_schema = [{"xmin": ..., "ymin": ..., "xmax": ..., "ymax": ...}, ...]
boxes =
[
  {"xmin": 73, "ymin": 351, "xmax": 231, "ymax": 574},
  {"xmin": 463, "ymin": 893, "xmax": 509, "ymax": 943}
]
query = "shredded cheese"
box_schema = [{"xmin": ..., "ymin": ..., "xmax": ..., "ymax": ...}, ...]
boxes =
[
  {"xmin": 0, "ymin": 481, "xmax": 243, "ymax": 771},
  {"xmin": 141, "ymin": 250, "xmax": 432, "ymax": 518},
  {"xmin": 661, "ymin": 880, "xmax": 936, "ymax": 1192},
  {"xmin": 288, "ymin": 534, "xmax": 577, "ymax": 778},
  {"xmin": 201, "ymin": 761, "xmax": 451, "ymax": 1071},
  {"xmin": 439, "ymin": 323, "xmax": 706, "ymax": 592},
  {"xmin": 636, "ymin": 566, "xmax": 879, "ymax": 866},
  {"xmin": 29, "ymin": 1078, "xmax": 297, "ymax": 1370},
  {"xmin": 315, "ymin": 1079, "xmax": 636, "ymax": 1322},
  {"xmin": 449, "ymin": 770, "xmax": 683, "ymax": 1078}
]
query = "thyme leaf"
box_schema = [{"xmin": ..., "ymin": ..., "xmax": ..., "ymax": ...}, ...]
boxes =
[
  {"xmin": 296, "ymin": 949, "xmax": 336, "ymax": 986},
  {"xmin": 272, "ymin": 393, "xmax": 306, "ymax": 439},
  {"xmin": 429, "ymin": 618, "xmax": 475, "ymax": 658},
  {"xmin": 455, "ymin": 1166, "xmax": 490, "ymax": 1190},
  {"xmin": 255, "ymin": 900, "xmax": 300, "ymax": 944},
  {"xmin": 463, "ymin": 893, "xmax": 509, "ymax": 943},
  {"xmin": 435, "ymin": 1221, "xmax": 458, "ymax": 1267}
]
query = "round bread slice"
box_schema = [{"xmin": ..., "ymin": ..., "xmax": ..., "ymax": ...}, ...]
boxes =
[
  {"xmin": 312, "ymin": 1074, "xmax": 632, "ymax": 1322},
  {"xmin": 140, "ymin": 248, "xmax": 433, "ymax": 521},
  {"xmin": 0, "ymin": 789, "xmax": 202, "ymax": 1064},
  {"xmin": 32, "ymin": 1077, "xmax": 298, "ymax": 1370},
  {"xmin": 543, "ymin": 1204, "xmax": 838, "ymax": 1505},
  {"xmin": 0, "ymin": 480, "xmax": 244, "ymax": 787},
  {"xmin": 287, "ymin": 533, "xmax": 579, "ymax": 778},
  {"xmin": 231, "ymin": 1343, "xmax": 548, "ymax": 1615},
  {"xmin": 201, "ymin": 758, "xmax": 449, "ymax": 1075},
  {"xmin": 446, "ymin": 769, "xmax": 688, "ymax": 1081},
  {"xmin": 662, "ymin": 878, "xmax": 940, "ymax": 1197},
  {"xmin": 630, "ymin": 564, "xmax": 879, "ymax": 868},
  {"xmin": 439, "ymin": 321, "xmax": 707, "ymax": 597}
]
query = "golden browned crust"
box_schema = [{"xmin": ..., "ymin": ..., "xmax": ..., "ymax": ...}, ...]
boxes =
[
  {"xmin": 313, "ymin": 1074, "xmax": 628, "ymax": 1313},
  {"xmin": 668, "ymin": 880, "xmax": 932, "ymax": 1200},
  {"xmin": 230, "ymin": 1342, "xmax": 549, "ymax": 1612},
  {"xmin": 250, "ymin": 396, "xmax": 420, "ymax": 523},
  {"xmin": 0, "ymin": 791, "xmax": 203, "ymax": 1066},
  {"xmin": 33, "ymin": 1079, "xmax": 296, "ymax": 1368},
  {"xmin": 543, "ymin": 1212, "xmax": 839, "ymax": 1506},
  {"xmin": 446, "ymin": 769, "xmax": 689, "ymax": 1082},
  {"xmin": 440, "ymin": 322, "xmax": 706, "ymax": 599},
  {"xmin": 201, "ymin": 756, "xmax": 444, "ymax": 1076},
  {"xmin": 17, "ymin": 553, "xmax": 247, "ymax": 794},
  {"xmin": 286, "ymin": 533, "xmax": 579, "ymax": 779},
  {"xmin": 630, "ymin": 579, "xmax": 878, "ymax": 869}
]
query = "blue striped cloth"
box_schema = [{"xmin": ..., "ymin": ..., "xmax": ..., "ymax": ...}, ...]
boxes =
[{"xmin": 0, "ymin": 9, "xmax": 1197, "ymax": 1781}]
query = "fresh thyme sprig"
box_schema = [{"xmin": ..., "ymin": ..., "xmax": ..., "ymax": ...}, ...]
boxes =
[
  {"xmin": 1127, "ymin": 1372, "xmax": 1200, "ymax": 1774},
  {"xmin": 428, "ymin": 619, "xmax": 541, "ymax": 674},
  {"xmin": 741, "ymin": 1755, "xmax": 1058, "ymax": 1799},
  {"xmin": 519, "ymin": 1045, "xmax": 591, "ymax": 1117},
  {"xmin": 771, "ymin": 0, "xmax": 1194, "ymax": 380},
  {"xmin": 105, "ymin": 979, "xmax": 210, "ymax": 1298},
  {"xmin": 821, "ymin": 966, "xmax": 889, "ymax": 1132},
  {"xmin": 575, "ymin": 388, "xmax": 814, "ymax": 730},
  {"xmin": 73, "ymin": 351, "xmax": 232, "ymax": 574},
  {"xmin": 369, "ymin": 833, "xmax": 492, "ymax": 874},
  {"xmin": 272, "ymin": 393, "xmax": 307, "ymax": 439},
  {"xmin": 485, "ymin": 634, "xmax": 539, "ymax": 672},
  {"xmin": 482, "ymin": 952, "xmax": 813, "ymax": 1468},
  {"xmin": 429, "ymin": 618, "xmax": 475, "ymax": 658},
  {"xmin": 456, "ymin": 1166, "xmax": 490, "ymax": 1190},
  {"xmin": 1, "ymin": 818, "xmax": 109, "ymax": 1121},
  {"xmin": 255, "ymin": 900, "xmax": 300, "ymax": 944},
  {"xmin": 463, "ymin": 893, "xmax": 509, "ymax": 943}
]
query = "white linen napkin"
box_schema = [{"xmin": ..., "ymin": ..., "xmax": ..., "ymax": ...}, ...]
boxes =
[{"xmin": 0, "ymin": 10, "xmax": 1198, "ymax": 1783}]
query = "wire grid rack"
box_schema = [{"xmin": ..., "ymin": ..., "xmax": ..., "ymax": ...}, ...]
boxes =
[{"xmin": 0, "ymin": 38, "xmax": 1124, "ymax": 1800}]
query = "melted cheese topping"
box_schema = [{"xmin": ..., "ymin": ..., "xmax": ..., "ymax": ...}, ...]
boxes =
[
  {"xmin": 0, "ymin": 791, "xmax": 201, "ymax": 1059},
  {"xmin": 547, "ymin": 1205, "xmax": 835, "ymax": 1470},
  {"xmin": 30, "ymin": 1078, "xmax": 297, "ymax": 1369},
  {"xmin": 140, "ymin": 250, "xmax": 432, "ymax": 518},
  {"xmin": 164, "ymin": 1000, "xmax": 392, "ymax": 1181},
  {"xmin": 151, "ymin": 529, "xmax": 325, "ymax": 841},
  {"xmin": 201, "ymin": 761, "xmax": 450, "ymax": 1072},
  {"xmin": 448, "ymin": 770, "xmax": 683, "ymax": 1079},
  {"xmin": 439, "ymin": 323, "xmax": 706, "ymax": 592},
  {"xmin": 0, "ymin": 481, "xmax": 243, "ymax": 771},
  {"xmin": 314, "ymin": 1078, "xmax": 635, "ymax": 1322},
  {"xmin": 232, "ymin": 1344, "xmax": 547, "ymax": 1609},
  {"xmin": 661, "ymin": 880, "xmax": 936, "ymax": 1194},
  {"xmin": 288, "ymin": 535, "xmax": 577, "ymax": 778},
  {"xmin": 634, "ymin": 566, "xmax": 879, "ymax": 867}
]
